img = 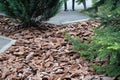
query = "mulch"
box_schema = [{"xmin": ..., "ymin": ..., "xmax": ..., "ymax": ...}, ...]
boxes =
[{"xmin": 0, "ymin": 16, "xmax": 114, "ymax": 80}]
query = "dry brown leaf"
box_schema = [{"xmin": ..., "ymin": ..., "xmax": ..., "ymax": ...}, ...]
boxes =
[
  {"xmin": 0, "ymin": 17, "xmax": 102, "ymax": 80},
  {"xmin": 26, "ymin": 52, "xmax": 35, "ymax": 60}
]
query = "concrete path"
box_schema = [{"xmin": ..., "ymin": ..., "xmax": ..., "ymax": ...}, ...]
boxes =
[
  {"xmin": 0, "ymin": 36, "xmax": 16, "ymax": 53},
  {"xmin": 46, "ymin": 0, "xmax": 92, "ymax": 25},
  {"xmin": 46, "ymin": 11, "xmax": 90, "ymax": 25}
]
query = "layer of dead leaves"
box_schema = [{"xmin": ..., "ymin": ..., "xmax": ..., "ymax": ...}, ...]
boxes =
[{"xmin": 0, "ymin": 16, "xmax": 114, "ymax": 80}]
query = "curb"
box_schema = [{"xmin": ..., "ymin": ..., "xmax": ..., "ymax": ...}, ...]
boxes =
[{"xmin": 61, "ymin": 18, "xmax": 90, "ymax": 24}]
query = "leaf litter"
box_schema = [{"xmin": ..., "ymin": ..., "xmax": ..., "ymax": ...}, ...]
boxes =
[{"xmin": 0, "ymin": 16, "xmax": 114, "ymax": 80}]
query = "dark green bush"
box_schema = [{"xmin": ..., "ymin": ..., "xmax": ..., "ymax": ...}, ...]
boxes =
[
  {"xmin": 65, "ymin": 0, "xmax": 120, "ymax": 77},
  {"xmin": 0, "ymin": 0, "xmax": 62, "ymax": 27}
]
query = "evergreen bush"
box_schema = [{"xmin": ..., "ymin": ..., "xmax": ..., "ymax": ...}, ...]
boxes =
[
  {"xmin": 65, "ymin": 0, "xmax": 120, "ymax": 77},
  {"xmin": 0, "ymin": 0, "xmax": 62, "ymax": 27}
]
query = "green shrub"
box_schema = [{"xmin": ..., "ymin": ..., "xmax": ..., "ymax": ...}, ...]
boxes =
[
  {"xmin": 65, "ymin": 26, "xmax": 120, "ymax": 76},
  {"xmin": 0, "ymin": 0, "xmax": 62, "ymax": 27},
  {"xmin": 65, "ymin": 33, "xmax": 98, "ymax": 61},
  {"xmin": 65, "ymin": 0, "xmax": 120, "ymax": 77}
]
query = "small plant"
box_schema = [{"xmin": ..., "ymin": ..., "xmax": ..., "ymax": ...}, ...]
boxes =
[{"xmin": 0, "ymin": 0, "xmax": 62, "ymax": 27}]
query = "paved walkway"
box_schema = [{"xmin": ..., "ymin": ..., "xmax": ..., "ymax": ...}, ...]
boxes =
[
  {"xmin": 46, "ymin": 0, "xmax": 92, "ymax": 25},
  {"xmin": 46, "ymin": 11, "xmax": 90, "ymax": 25},
  {"xmin": 0, "ymin": 36, "xmax": 16, "ymax": 53}
]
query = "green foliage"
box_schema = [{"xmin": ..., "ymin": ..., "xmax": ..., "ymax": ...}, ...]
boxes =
[
  {"xmin": 0, "ymin": 0, "xmax": 62, "ymax": 27},
  {"xmin": 93, "ymin": 65, "xmax": 120, "ymax": 76},
  {"xmin": 95, "ymin": 0, "xmax": 120, "ymax": 26},
  {"xmin": 65, "ymin": 33, "xmax": 98, "ymax": 61},
  {"xmin": 84, "ymin": 0, "xmax": 120, "ymax": 26},
  {"xmin": 65, "ymin": 0, "xmax": 120, "ymax": 77},
  {"xmin": 65, "ymin": 26, "xmax": 120, "ymax": 76}
]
